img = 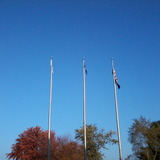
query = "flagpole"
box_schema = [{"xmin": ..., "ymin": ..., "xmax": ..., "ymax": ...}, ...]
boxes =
[
  {"xmin": 48, "ymin": 58, "xmax": 53, "ymax": 160},
  {"xmin": 83, "ymin": 58, "xmax": 87, "ymax": 160},
  {"xmin": 111, "ymin": 58, "xmax": 123, "ymax": 160}
]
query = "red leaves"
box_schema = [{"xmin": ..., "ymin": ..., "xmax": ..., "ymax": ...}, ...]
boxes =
[
  {"xmin": 7, "ymin": 126, "xmax": 83, "ymax": 160},
  {"xmin": 7, "ymin": 126, "xmax": 49, "ymax": 160},
  {"xmin": 56, "ymin": 136, "xmax": 83, "ymax": 160}
]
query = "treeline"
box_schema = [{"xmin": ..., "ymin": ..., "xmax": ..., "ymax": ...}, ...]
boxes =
[
  {"xmin": 7, "ymin": 124, "xmax": 117, "ymax": 160},
  {"xmin": 7, "ymin": 117, "xmax": 160, "ymax": 160}
]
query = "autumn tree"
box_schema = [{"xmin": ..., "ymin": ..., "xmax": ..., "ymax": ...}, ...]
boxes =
[
  {"xmin": 7, "ymin": 126, "xmax": 53, "ymax": 160},
  {"xmin": 56, "ymin": 136, "xmax": 83, "ymax": 160},
  {"xmin": 75, "ymin": 124, "xmax": 117, "ymax": 160},
  {"xmin": 7, "ymin": 126, "xmax": 83, "ymax": 160},
  {"xmin": 128, "ymin": 116, "xmax": 160, "ymax": 160}
]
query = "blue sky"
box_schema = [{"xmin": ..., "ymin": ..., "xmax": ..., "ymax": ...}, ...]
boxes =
[{"xmin": 0, "ymin": 0, "xmax": 160, "ymax": 159}]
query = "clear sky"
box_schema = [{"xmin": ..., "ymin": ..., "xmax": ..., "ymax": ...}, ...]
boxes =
[{"xmin": 0, "ymin": 0, "xmax": 160, "ymax": 159}]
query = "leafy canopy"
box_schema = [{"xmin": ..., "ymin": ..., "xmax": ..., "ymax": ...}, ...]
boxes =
[
  {"xmin": 75, "ymin": 124, "xmax": 117, "ymax": 160},
  {"xmin": 128, "ymin": 116, "xmax": 160, "ymax": 160},
  {"xmin": 7, "ymin": 126, "xmax": 83, "ymax": 160}
]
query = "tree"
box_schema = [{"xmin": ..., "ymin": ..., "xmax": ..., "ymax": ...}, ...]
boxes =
[
  {"xmin": 75, "ymin": 124, "xmax": 117, "ymax": 160},
  {"xmin": 125, "ymin": 154, "xmax": 138, "ymax": 160},
  {"xmin": 7, "ymin": 126, "xmax": 83, "ymax": 160},
  {"xmin": 147, "ymin": 121, "xmax": 160, "ymax": 159},
  {"xmin": 128, "ymin": 116, "xmax": 160, "ymax": 160},
  {"xmin": 7, "ymin": 126, "xmax": 58, "ymax": 160},
  {"xmin": 128, "ymin": 116, "xmax": 150, "ymax": 159},
  {"xmin": 56, "ymin": 136, "xmax": 83, "ymax": 160}
]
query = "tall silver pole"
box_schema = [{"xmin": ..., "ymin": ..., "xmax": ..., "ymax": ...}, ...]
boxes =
[
  {"xmin": 48, "ymin": 58, "xmax": 53, "ymax": 160},
  {"xmin": 112, "ymin": 59, "xmax": 123, "ymax": 160},
  {"xmin": 83, "ymin": 58, "xmax": 87, "ymax": 160}
]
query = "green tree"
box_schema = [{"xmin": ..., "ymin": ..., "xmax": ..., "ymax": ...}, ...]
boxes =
[
  {"xmin": 75, "ymin": 124, "xmax": 117, "ymax": 160},
  {"xmin": 147, "ymin": 121, "xmax": 160, "ymax": 159},
  {"xmin": 128, "ymin": 116, "xmax": 160, "ymax": 160}
]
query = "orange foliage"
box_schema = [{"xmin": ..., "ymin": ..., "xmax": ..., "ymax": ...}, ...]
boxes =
[
  {"xmin": 7, "ymin": 126, "xmax": 58, "ymax": 160},
  {"xmin": 7, "ymin": 126, "xmax": 83, "ymax": 160},
  {"xmin": 56, "ymin": 136, "xmax": 83, "ymax": 160}
]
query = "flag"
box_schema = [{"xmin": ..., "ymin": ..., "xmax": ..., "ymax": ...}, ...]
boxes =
[
  {"xmin": 83, "ymin": 58, "xmax": 87, "ymax": 75},
  {"xmin": 112, "ymin": 68, "xmax": 120, "ymax": 89}
]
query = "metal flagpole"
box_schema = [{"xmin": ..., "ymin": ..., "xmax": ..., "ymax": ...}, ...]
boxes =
[
  {"xmin": 111, "ymin": 58, "xmax": 123, "ymax": 160},
  {"xmin": 48, "ymin": 58, "xmax": 53, "ymax": 160},
  {"xmin": 83, "ymin": 58, "xmax": 87, "ymax": 160}
]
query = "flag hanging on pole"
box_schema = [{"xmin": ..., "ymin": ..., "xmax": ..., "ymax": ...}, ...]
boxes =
[
  {"xmin": 112, "ymin": 67, "xmax": 120, "ymax": 89},
  {"xmin": 111, "ymin": 58, "xmax": 123, "ymax": 160},
  {"xmin": 83, "ymin": 58, "xmax": 87, "ymax": 75},
  {"xmin": 82, "ymin": 57, "xmax": 87, "ymax": 160}
]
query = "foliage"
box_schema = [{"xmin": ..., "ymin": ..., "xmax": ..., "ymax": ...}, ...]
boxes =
[
  {"xmin": 75, "ymin": 124, "xmax": 117, "ymax": 160},
  {"xmin": 56, "ymin": 136, "xmax": 83, "ymax": 160},
  {"xmin": 125, "ymin": 154, "xmax": 138, "ymax": 160},
  {"xmin": 128, "ymin": 116, "xmax": 160, "ymax": 160},
  {"xmin": 6, "ymin": 126, "xmax": 59, "ymax": 160},
  {"xmin": 7, "ymin": 126, "xmax": 83, "ymax": 160}
]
